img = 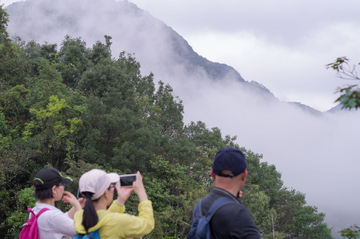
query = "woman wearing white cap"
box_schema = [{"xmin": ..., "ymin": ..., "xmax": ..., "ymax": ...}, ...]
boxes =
[{"xmin": 73, "ymin": 169, "xmax": 154, "ymax": 239}]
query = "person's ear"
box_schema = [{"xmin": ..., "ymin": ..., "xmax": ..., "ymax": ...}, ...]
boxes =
[
  {"xmin": 104, "ymin": 187, "xmax": 114, "ymax": 199},
  {"xmin": 103, "ymin": 189, "xmax": 110, "ymax": 199},
  {"xmin": 52, "ymin": 185, "xmax": 57, "ymax": 196},
  {"xmin": 241, "ymin": 170, "xmax": 248, "ymax": 181},
  {"xmin": 210, "ymin": 169, "xmax": 216, "ymax": 180}
]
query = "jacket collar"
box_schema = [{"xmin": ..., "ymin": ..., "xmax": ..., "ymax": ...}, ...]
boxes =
[{"xmin": 212, "ymin": 187, "xmax": 241, "ymax": 203}]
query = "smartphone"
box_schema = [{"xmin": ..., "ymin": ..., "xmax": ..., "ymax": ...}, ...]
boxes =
[{"xmin": 119, "ymin": 174, "xmax": 137, "ymax": 187}]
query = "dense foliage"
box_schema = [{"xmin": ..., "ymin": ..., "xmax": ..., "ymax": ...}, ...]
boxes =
[{"xmin": 0, "ymin": 6, "xmax": 333, "ymax": 239}]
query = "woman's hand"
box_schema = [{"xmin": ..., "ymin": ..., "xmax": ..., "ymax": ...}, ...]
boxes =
[
  {"xmin": 115, "ymin": 182, "xmax": 133, "ymax": 205},
  {"xmin": 78, "ymin": 197, "xmax": 86, "ymax": 208},
  {"xmin": 62, "ymin": 191, "xmax": 82, "ymax": 219},
  {"xmin": 62, "ymin": 191, "xmax": 80, "ymax": 207},
  {"xmin": 132, "ymin": 171, "xmax": 148, "ymax": 202}
]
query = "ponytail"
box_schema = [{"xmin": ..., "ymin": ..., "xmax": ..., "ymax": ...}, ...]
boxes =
[{"xmin": 82, "ymin": 192, "xmax": 99, "ymax": 233}]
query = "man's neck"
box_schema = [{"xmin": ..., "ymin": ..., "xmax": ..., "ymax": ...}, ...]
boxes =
[{"xmin": 214, "ymin": 183, "xmax": 239, "ymax": 197}]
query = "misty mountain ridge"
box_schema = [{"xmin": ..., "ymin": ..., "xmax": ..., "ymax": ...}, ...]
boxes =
[
  {"xmin": 6, "ymin": 0, "xmax": 244, "ymax": 80},
  {"xmin": 4, "ymin": 0, "xmax": 326, "ymax": 114}
]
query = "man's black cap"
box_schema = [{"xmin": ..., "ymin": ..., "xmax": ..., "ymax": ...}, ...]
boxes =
[
  {"xmin": 34, "ymin": 167, "xmax": 72, "ymax": 189},
  {"xmin": 212, "ymin": 147, "xmax": 247, "ymax": 177}
]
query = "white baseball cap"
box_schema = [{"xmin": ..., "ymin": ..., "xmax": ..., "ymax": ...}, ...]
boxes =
[{"xmin": 79, "ymin": 169, "xmax": 119, "ymax": 200}]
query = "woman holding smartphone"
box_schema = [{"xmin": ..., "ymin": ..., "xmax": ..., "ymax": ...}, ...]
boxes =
[{"xmin": 73, "ymin": 169, "xmax": 154, "ymax": 239}]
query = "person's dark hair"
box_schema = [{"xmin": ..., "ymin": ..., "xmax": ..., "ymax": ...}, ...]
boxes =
[
  {"xmin": 34, "ymin": 180, "xmax": 55, "ymax": 199},
  {"xmin": 82, "ymin": 192, "xmax": 99, "ymax": 233}
]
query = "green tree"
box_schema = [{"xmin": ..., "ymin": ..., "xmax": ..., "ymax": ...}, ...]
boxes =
[
  {"xmin": 272, "ymin": 188, "xmax": 333, "ymax": 239},
  {"xmin": 0, "ymin": 14, "xmax": 37, "ymax": 230},
  {"xmin": 0, "ymin": 4, "xmax": 17, "ymax": 83},
  {"xmin": 57, "ymin": 35, "xmax": 90, "ymax": 88},
  {"xmin": 326, "ymin": 57, "xmax": 360, "ymax": 109},
  {"xmin": 1, "ymin": 187, "xmax": 37, "ymax": 237},
  {"xmin": 243, "ymin": 149, "xmax": 283, "ymax": 207},
  {"xmin": 242, "ymin": 184, "xmax": 277, "ymax": 236},
  {"xmin": 339, "ymin": 225, "xmax": 360, "ymax": 239}
]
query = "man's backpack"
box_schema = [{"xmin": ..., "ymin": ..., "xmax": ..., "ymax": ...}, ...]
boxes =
[
  {"xmin": 72, "ymin": 230, "xmax": 100, "ymax": 239},
  {"xmin": 188, "ymin": 197, "xmax": 234, "ymax": 239},
  {"xmin": 19, "ymin": 208, "xmax": 49, "ymax": 239}
]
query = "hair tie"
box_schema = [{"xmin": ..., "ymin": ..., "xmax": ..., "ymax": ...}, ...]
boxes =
[{"xmin": 82, "ymin": 192, "xmax": 94, "ymax": 199}]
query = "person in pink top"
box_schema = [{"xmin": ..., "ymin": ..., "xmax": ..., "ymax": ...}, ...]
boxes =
[{"xmin": 31, "ymin": 167, "xmax": 84, "ymax": 239}]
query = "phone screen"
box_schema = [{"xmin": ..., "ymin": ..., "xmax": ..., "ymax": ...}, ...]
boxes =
[{"xmin": 119, "ymin": 174, "xmax": 137, "ymax": 187}]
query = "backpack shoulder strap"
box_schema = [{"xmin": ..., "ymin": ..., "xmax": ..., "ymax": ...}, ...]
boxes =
[
  {"xmin": 199, "ymin": 198, "xmax": 204, "ymax": 217},
  {"xmin": 27, "ymin": 208, "xmax": 36, "ymax": 218},
  {"xmin": 72, "ymin": 230, "xmax": 100, "ymax": 239},
  {"xmin": 205, "ymin": 197, "xmax": 235, "ymax": 222},
  {"xmin": 36, "ymin": 208, "xmax": 50, "ymax": 218},
  {"xmin": 27, "ymin": 207, "xmax": 50, "ymax": 218},
  {"xmin": 193, "ymin": 199, "xmax": 202, "ymax": 218}
]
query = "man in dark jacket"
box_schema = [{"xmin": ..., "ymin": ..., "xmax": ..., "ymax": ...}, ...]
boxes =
[{"xmin": 190, "ymin": 147, "xmax": 262, "ymax": 239}]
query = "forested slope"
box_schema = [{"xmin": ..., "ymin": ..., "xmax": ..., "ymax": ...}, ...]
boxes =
[{"xmin": 0, "ymin": 6, "xmax": 332, "ymax": 239}]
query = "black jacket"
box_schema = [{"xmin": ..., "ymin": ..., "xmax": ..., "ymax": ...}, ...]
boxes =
[{"xmin": 199, "ymin": 187, "xmax": 262, "ymax": 239}]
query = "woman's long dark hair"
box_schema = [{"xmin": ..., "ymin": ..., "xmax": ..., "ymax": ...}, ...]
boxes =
[{"xmin": 82, "ymin": 192, "xmax": 99, "ymax": 233}]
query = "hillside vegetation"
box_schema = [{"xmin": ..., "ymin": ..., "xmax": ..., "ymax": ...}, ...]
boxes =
[{"xmin": 0, "ymin": 6, "xmax": 333, "ymax": 239}]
